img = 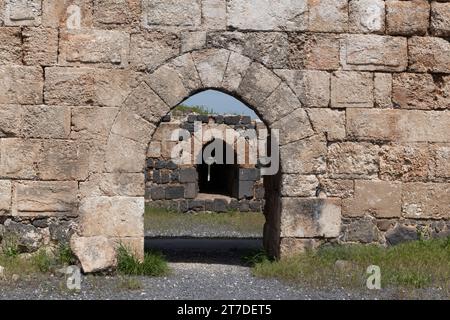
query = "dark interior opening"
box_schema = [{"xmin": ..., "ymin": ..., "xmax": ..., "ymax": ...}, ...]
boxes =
[{"xmin": 197, "ymin": 139, "xmax": 238, "ymax": 197}]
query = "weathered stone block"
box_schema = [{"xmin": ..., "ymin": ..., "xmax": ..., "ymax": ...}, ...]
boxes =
[
  {"xmin": 431, "ymin": 2, "xmax": 450, "ymax": 37},
  {"xmin": 209, "ymin": 31, "xmax": 289, "ymax": 69},
  {"xmin": 105, "ymin": 133, "xmax": 147, "ymax": 173},
  {"xmin": 308, "ymin": 0, "xmax": 348, "ymax": 33},
  {"xmin": 275, "ymin": 70, "xmax": 330, "ymax": 108},
  {"xmin": 0, "ymin": 65, "xmax": 43, "ymax": 104},
  {"xmin": 374, "ymin": 73, "xmax": 393, "ymax": 109},
  {"xmin": 179, "ymin": 168, "xmax": 197, "ymax": 183},
  {"xmin": 3, "ymin": 219, "xmax": 50, "ymax": 252},
  {"xmin": 13, "ymin": 181, "xmax": 78, "ymax": 215},
  {"xmin": 0, "ymin": 138, "xmax": 41, "ymax": 179},
  {"xmin": 271, "ymin": 108, "xmax": 314, "ymax": 145},
  {"xmin": 331, "ymin": 71, "xmax": 374, "ymax": 108},
  {"xmin": 227, "ymin": 0, "xmax": 308, "ymax": 31},
  {"xmin": 130, "ymin": 31, "xmax": 180, "ymax": 71},
  {"xmin": 239, "ymin": 169, "xmax": 260, "ymax": 181},
  {"xmin": 79, "ymin": 196, "xmax": 144, "ymax": 237},
  {"xmin": 306, "ymin": 108, "xmax": 346, "ymax": 141},
  {"xmin": 59, "ymin": 30, "xmax": 130, "ymax": 68},
  {"xmin": 318, "ymin": 178, "xmax": 354, "ymax": 198},
  {"xmin": 280, "ymin": 238, "xmax": 321, "ymax": 257},
  {"xmin": 0, "ymin": 27, "xmax": 22, "ymax": 64},
  {"xmin": 385, "ymin": 224, "xmax": 418, "ymax": 246},
  {"xmin": 5, "ymin": 0, "xmax": 41, "ymax": 26},
  {"xmin": 92, "ymin": 0, "xmax": 140, "ymax": 26},
  {"xmin": 23, "ymin": 27, "xmax": 58, "ymax": 65},
  {"xmin": 70, "ymin": 235, "xmax": 117, "ymax": 273},
  {"xmin": 44, "ymin": 67, "xmax": 141, "ymax": 107},
  {"xmin": 142, "ymin": 0, "xmax": 201, "ymax": 27},
  {"xmin": 328, "ymin": 142, "xmax": 380, "ymax": 179},
  {"xmin": 70, "ymin": 106, "xmax": 118, "ymax": 141},
  {"xmin": 430, "ymin": 144, "xmax": 450, "ymax": 179},
  {"xmin": 409, "ymin": 37, "xmax": 450, "ymax": 74},
  {"xmin": 289, "ymin": 33, "xmax": 341, "ymax": 70},
  {"xmin": 281, "ymin": 174, "xmax": 318, "ymax": 197},
  {"xmin": 184, "ymin": 182, "xmax": 197, "ymax": 199},
  {"xmin": 280, "ymin": 134, "xmax": 327, "ymax": 174},
  {"xmin": 80, "ymin": 173, "xmax": 145, "ymax": 197},
  {"xmin": 281, "ymin": 198, "xmax": 341, "ymax": 238},
  {"xmin": 340, "ymin": 34, "xmax": 408, "ymax": 72},
  {"xmin": 181, "ymin": 31, "xmax": 206, "ymax": 53},
  {"xmin": 111, "ymin": 109, "xmax": 156, "ymax": 144},
  {"xmin": 192, "ymin": 49, "xmax": 230, "ymax": 88},
  {"xmin": 150, "ymin": 186, "xmax": 165, "ymax": 200},
  {"xmin": 342, "ymin": 180, "xmax": 402, "ymax": 218},
  {"xmin": 0, "ymin": 180, "xmax": 11, "ymax": 213},
  {"xmin": 386, "ymin": 0, "xmax": 430, "ymax": 36},
  {"xmin": 341, "ymin": 216, "xmax": 380, "ymax": 243},
  {"xmin": 402, "ymin": 183, "xmax": 450, "ymax": 219},
  {"xmin": 349, "ymin": 0, "xmax": 385, "ymax": 33},
  {"xmin": 237, "ymin": 63, "xmax": 281, "ymax": 110},
  {"xmin": 393, "ymin": 73, "xmax": 449, "ymax": 110},
  {"xmin": 42, "ymin": 0, "xmax": 93, "ymax": 28},
  {"xmin": 347, "ymin": 109, "xmax": 450, "ymax": 142},
  {"xmin": 380, "ymin": 144, "xmax": 430, "ymax": 182},
  {"xmin": 203, "ymin": 0, "xmax": 226, "ymax": 30}
]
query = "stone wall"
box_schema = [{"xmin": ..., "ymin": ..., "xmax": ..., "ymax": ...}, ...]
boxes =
[
  {"xmin": 0, "ymin": 0, "xmax": 449, "ymax": 272},
  {"xmin": 146, "ymin": 113, "xmax": 265, "ymax": 213}
]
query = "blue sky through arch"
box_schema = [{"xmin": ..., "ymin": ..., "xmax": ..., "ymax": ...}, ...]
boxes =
[{"xmin": 182, "ymin": 89, "xmax": 260, "ymax": 119}]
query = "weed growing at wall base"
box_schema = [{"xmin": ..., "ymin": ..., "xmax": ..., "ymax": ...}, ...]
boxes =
[{"xmin": 116, "ymin": 245, "xmax": 169, "ymax": 277}]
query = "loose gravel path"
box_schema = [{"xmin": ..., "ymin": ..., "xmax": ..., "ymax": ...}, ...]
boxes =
[{"xmin": 0, "ymin": 239, "xmax": 447, "ymax": 300}]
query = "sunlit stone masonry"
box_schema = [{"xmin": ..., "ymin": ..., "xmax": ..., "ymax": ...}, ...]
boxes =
[{"xmin": 0, "ymin": 0, "xmax": 449, "ymax": 272}]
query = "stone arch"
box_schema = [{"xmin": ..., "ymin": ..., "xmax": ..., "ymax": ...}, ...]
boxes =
[{"xmin": 75, "ymin": 48, "xmax": 337, "ymax": 265}]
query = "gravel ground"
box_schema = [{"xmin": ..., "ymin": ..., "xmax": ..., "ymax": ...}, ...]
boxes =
[{"xmin": 0, "ymin": 239, "xmax": 447, "ymax": 300}]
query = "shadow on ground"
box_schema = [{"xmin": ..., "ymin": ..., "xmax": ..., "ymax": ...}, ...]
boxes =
[{"xmin": 145, "ymin": 237, "xmax": 263, "ymax": 266}]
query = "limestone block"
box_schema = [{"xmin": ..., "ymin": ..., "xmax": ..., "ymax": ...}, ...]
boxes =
[
  {"xmin": 308, "ymin": 0, "xmax": 348, "ymax": 33},
  {"xmin": 386, "ymin": 0, "xmax": 430, "ymax": 36},
  {"xmin": 70, "ymin": 106, "xmax": 118, "ymax": 140},
  {"xmin": 93, "ymin": 0, "xmax": 140, "ymax": 26},
  {"xmin": 23, "ymin": 27, "xmax": 58, "ymax": 65},
  {"xmin": 402, "ymin": 183, "xmax": 450, "ymax": 219},
  {"xmin": 306, "ymin": 108, "xmax": 346, "ymax": 141},
  {"xmin": 280, "ymin": 134, "xmax": 327, "ymax": 174},
  {"xmin": 374, "ymin": 73, "xmax": 393, "ymax": 109},
  {"xmin": 130, "ymin": 31, "xmax": 180, "ymax": 71},
  {"xmin": 430, "ymin": 144, "xmax": 450, "ymax": 179},
  {"xmin": 39, "ymin": 140, "xmax": 90, "ymax": 180},
  {"xmin": 328, "ymin": 142, "xmax": 380, "ymax": 179},
  {"xmin": 237, "ymin": 63, "xmax": 281, "ymax": 110},
  {"xmin": 380, "ymin": 143, "xmax": 430, "ymax": 182},
  {"xmin": 111, "ymin": 108, "xmax": 156, "ymax": 143},
  {"xmin": 280, "ymin": 238, "xmax": 321, "ymax": 257},
  {"xmin": 289, "ymin": 33, "xmax": 341, "ymax": 70},
  {"xmin": 0, "ymin": 105, "xmax": 21, "ymax": 137},
  {"xmin": 340, "ymin": 34, "xmax": 408, "ymax": 72},
  {"xmin": 203, "ymin": 0, "xmax": 226, "ymax": 30},
  {"xmin": 281, "ymin": 174, "xmax": 319, "ymax": 197},
  {"xmin": 0, "ymin": 27, "xmax": 22, "ymax": 64},
  {"xmin": 21, "ymin": 105, "xmax": 71, "ymax": 139},
  {"xmin": 4, "ymin": 0, "xmax": 41, "ymax": 26},
  {"xmin": 59, "ymin": 30, "xmax": 130, "ymax": 68},
  {"xmin": 0, "ymin": 180, "xmax": 11, "ymax": 213},
  {"xmin": 44, "ymin": 67, "xmax": 141, "ymax": 107},
  {"xmin": 259, "ymin": 83, "xmax": 301, "ymax": 125},
  {"xmin": 142, "ymin": 0, "xmax": 201, "ymax": 27},
  {"xmin": 409, "ymin": 37, "xmax": 450, "ymax": 74},
  {"xmin": 207, "ymin": 31, "xmax": 289, "ymax": 69},
  {"xmin": 79, "ymin": 196, "xmax": 144, "ymax": 237},
  {"xmin": 275, "ymin": 70, "xmax": 330, "ymax": 108},
  {"xmin": 280, "ymin": 198, "xmax": 341, "ymax": 238},
  {"xmin": 342, "ymin": 180, "xmax": 402, "ymax": 218},
  {"xmin": 221, "ymin": 52, "xmax": 252, "ymax": 93},
  {"xmin": 347, "ymin": 109, "xmax": 450, "ymax": 142},
  {"xmin": 181, "ymin": 31, "xmax": 206, "ymax": 53},
  {"xmin": 318, "ymin": 178, "xmax": 354, "ymax": 198},
  {"xmin": 349, "ymin": 0, "xmax": 385, "ymax": 33},
  {"xmin": 341, "ymin": 216, "xmax": 380, "ymax": 243},
  {"xmin": 105, "ymin": 133, "xmax": 147, "ymax": 173},
  {"xmin": 227, "ymin": 0, "xmax": 308, "ymax": 31},
  {"xmin": 392, "ymin": 73, "xmax": 449, "ymax": 110},
  {"xmin": 271, "ymin": 108, "xmax": 314, "ymax": 145},
  {"xmin": 80, "ymin": 173, "xmax": 145, "ymax": 198},
  {"xmin": 192, "ymin": 49, "xmax": 230, "ymax": 88},
  {"xmin": 13, "ymin": 181, "xmax": 78, "ymax": 215},
  {"xmin": 42, "ymin": 0, "xmax": 93, "ymax": 28},
  {"xmin": 0, "ymin": 138, "xmax": 41, "ymax": 179},
  {"xmin": 0, "ymin": 65, "xmax": 43, "ymax": 104},
  {"xmin": 431, "ymin": 2, "xmax": 450, "ymax": 37},
  {"xmin": 331, "ymin": 71, "xmax": 374, "ymax": 108},
  {"xmin": 70, "ymin": 235, "xmax": 117, "ymax": 273}
]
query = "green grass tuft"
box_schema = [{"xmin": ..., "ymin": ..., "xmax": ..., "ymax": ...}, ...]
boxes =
[
  {"xmin": 252, "ymin": 238, "xmax": 450, "ymax": 290},
  {"xmin": 117, "ymin": 245, "xmax": 169, "ymax": 277}
]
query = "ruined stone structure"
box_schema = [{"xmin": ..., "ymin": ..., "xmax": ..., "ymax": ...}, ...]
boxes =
[
  {"xmin": 146, "ymin": 113, "xmax": 266, "ymax": 213},
  {"xmin": 0, "ymin": 0, "xmax": 449, "ymax": 272}
]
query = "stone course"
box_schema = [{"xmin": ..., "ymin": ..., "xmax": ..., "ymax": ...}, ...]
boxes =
[{"xmin": 0, "ymin": 0, "xmax": 448, "ymax": 272}]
